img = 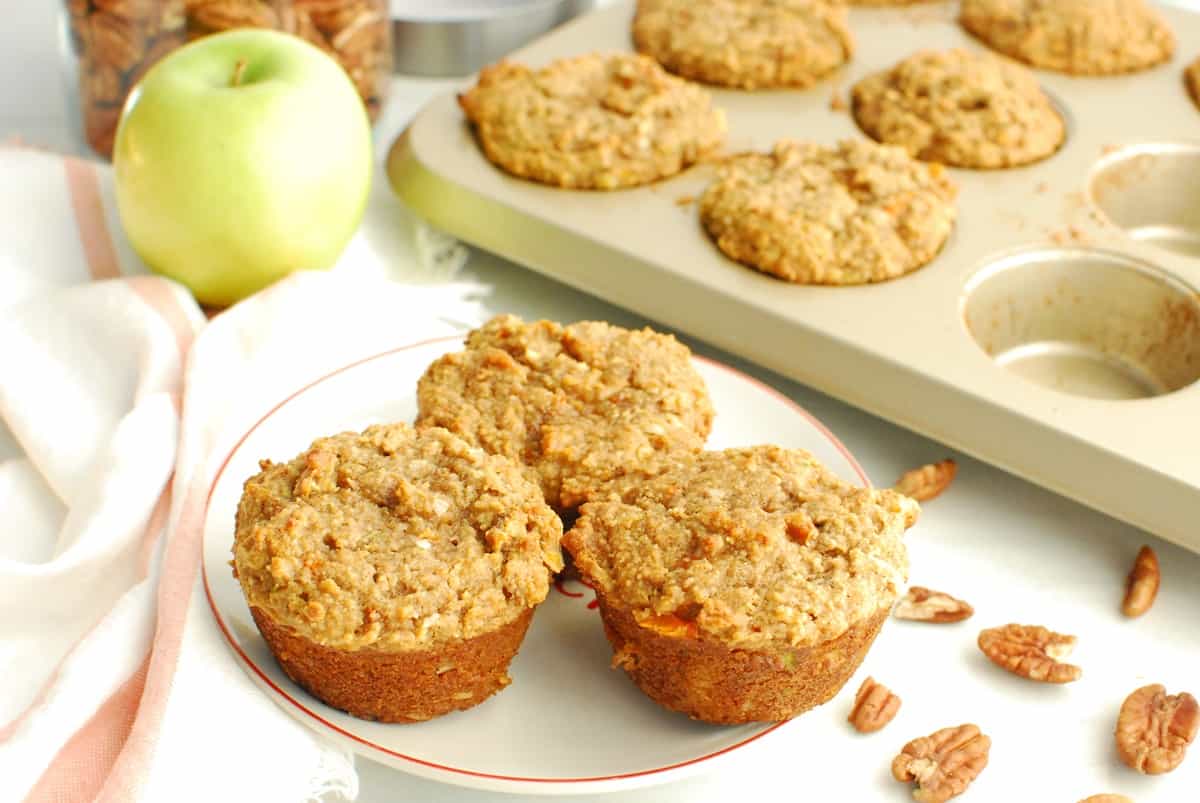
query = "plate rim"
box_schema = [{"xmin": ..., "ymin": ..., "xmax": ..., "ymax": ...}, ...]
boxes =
[{"xmin": 201, "ymin": 335, "xmax": 872, "ymax": 793}]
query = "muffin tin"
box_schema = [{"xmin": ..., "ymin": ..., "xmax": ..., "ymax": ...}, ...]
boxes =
[{"xmin": 387, "ymin": 1, "xmax": 1200, "ymax": 553}]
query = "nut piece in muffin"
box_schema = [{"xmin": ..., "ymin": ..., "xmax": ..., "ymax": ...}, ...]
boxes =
[
  {"xmin": 699, "ymin": 139, "xmax": 958, "ymax": 285},
  {"xmin": 632, "ymin": 0, "xmax": 853, "ymax": 90},
  {"xmin": 959, "ymin": 0, "xmax": 1175, "ymax": 76},
  {"xmin": 852, "ymin": 49, "xmax": 1065, "ymax": 169},
  {"xmin": 1187, "ymin": 56, "xmax": 1200, "ymax": 111},
  {"xmin": 565, "ymin": 445, "xmax": 919, "ymax": 724},
  {"xmin": 417, "ymin": 315, "xmax": 713, "ymax": 511},
  {"xmin": 458, "ymin": 52, "xmax": 726, "ymax": 190},
  {"xmin": 233, "ymin": 423, "xmax": 563, "ymax": 723}
]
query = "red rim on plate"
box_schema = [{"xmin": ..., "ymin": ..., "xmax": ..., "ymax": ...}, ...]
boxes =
[{"xmin": 202, "ymin": 336, "xmax": 871, "ymax": 786}]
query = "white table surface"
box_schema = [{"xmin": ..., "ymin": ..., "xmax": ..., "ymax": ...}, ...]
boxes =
[{"xmin": 3, "ymin": 4, "xmax": 1198, "ymax": 802}]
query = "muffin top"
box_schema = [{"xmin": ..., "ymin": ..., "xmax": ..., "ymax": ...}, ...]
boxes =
[
  {"xmin": 852, "ymin": 48, "xmax": 1066, "ymax": 169},
  {"xmin": 565, "ymin": 446, "xmax": 918, "ymax": 651},
  {"xmin": 233, "ymin": 423, "xmax": 563, "ymax": 651},
  {"xmin": 632, "ymin": 0, "xmax": 853, "ymax": 90},
  {"xmin": 417, "ymin": 315, "xmax": 714, "ymax": 510},
  {"xmin": 959, "ymin": 0, "xmax": 1174, "ymax": 76},
  {"xmin": 458, "ymin": 52, "xmax": 726, "ymax": 190},
  {"xmin": 700, "ymin": 138, "xmax": 958, "ymax": 285}
]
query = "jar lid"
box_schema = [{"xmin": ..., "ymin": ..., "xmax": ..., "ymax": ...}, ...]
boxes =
[{"xmin": 390, "ymin": 0, "xmax": 595, "ymax": 76}]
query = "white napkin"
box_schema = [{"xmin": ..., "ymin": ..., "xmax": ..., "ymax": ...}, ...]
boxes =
[{"xmin": 0, "ymin": 146, "xmax": 485, "ymax": 801}]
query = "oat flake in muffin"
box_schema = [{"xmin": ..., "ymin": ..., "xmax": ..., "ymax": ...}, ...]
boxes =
[
  {"xmin": 959, "ymin": 0, "xmax": 1175, "ymax": 76},
  {"xmin": 699, "ymin": 138, "xmax": 958, "ymax": 285},
  {"xmin": 458, "ymin": 52, "xmax": 726, "ymax": 190},
  {"xmin": 416, "ymin": 315, "xmax": 713, "ymax": 510},
  {"xmin": 852, "ymin": 48, "xmax": 1066, "ymax": 169},
  {"xmin": 233, "ymin": 423, "xmax": 563, "ymax": 651},
  {"xmin": 632, "ymin": 0, "xmax": 853, "ymax": 90}
]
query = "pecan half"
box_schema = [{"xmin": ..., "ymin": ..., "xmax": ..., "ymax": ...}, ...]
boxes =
[
  {"xmin": 1121, "ymin": 545, "xmax": 1160, "ymax": 618},
  {"xmin": 893, "ymin": 586, "xmax": 973, "ymax": 623},
  {"xmin": 1115, "ymin": 684, "xmax": 1198, "ymax": 774},
  {"xmin": 1078, "ymin": 796, "xmax": 1133, "ymax": 803},
  {"xmin": 892, "ymin": 723, "xmax": 990, "ymax": 802},
  {"xmin": 894, "ymin": 459, "xmax": 957, "ymax": 502},
  {"xmin": 848, "ymin": 676, "xmax": 900, "ymax": 733},
  {"xmin": 977, "ymin": 624, "xmax": 1082, "ymax": 683}
]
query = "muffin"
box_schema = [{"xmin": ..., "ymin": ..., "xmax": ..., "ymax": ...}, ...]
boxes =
[
  {"xmin": 416, "ymin": 315, "xmax": 714, "ymax": 511},
  {"xmin": 458, "ymin": 52, "xmax": 726, "ymax": 190},
  {"xmin": 852, "ymin": 49, "xmax": 1066, "ymax": 169},
  {"xmin": 699, "ymin": 139, "xmax": 958, "ymax": 285},
  {"xmin": 632, "ymin": 0, "xmax": 854, "ymax": 90},
  {"xmin": 233, "ymin": 423, "xmax": 563, "ymax": 723},
  {"xmin": 959, "ymin": 0, "xmax": 1175, "ymax": 76},
  {"xmin": 565, "ymin": 446, "xmax": 919, "ymax": 724}
]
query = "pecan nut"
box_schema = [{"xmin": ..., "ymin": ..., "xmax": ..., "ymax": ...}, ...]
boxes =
[
  {"xmin": 848, "ymin": 676, "xmax": 900, "ymax": 734},
  {"xmin": 894, "ymin": 459, "xmax": 957, "ymax": 502},
  {"xmin": 1121, "ymin": 545, "xmax": 1160, "ymax": 618},
  {"xmin": 977, "ymin": 624, "xmax": 1082, "ymax": 683},
  {"xmin": 1115, "ymin": 684, "xmax": 1198, "ymax": 774},
  {"xmin": 892, "ymin": 723, "xmax": 990, "ymax": 803},
  {"xmin": 893, "ymin": 586, "xmax": 973, "ymax": 623}
]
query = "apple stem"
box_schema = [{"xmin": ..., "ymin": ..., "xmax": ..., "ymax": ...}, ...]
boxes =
[{"xmin": 231, "ymin": 58, "xmax": 248, "ymax": 88}]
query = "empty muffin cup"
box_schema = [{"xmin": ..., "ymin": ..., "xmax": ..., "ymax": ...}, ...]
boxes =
[{"xmin": 962, "ymin": 247, "xmax": 1200, "ymax": 400}]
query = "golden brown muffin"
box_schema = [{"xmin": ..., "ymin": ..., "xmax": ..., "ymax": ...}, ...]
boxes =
[
  {"xmin": 959, "ymin": 0, "xmax": 1175, "ymax": 76},
  {"xmin": 416, "ymin": 315, "xmax": 714, "ymax": 511},
  {"xmin": 699, "ymin": 139, "xmax": 958, "ymax": 285},
  {"xmin": 632, "ymin": 0, "xmax": 853, "ymax": 90},
  {"xmin": 565, "ymin": 446, "xmax": 919, "ymax": 724},
  {"xmin": 852, "ymin": 49, "xmax": 1065, "ymax": 169},
  {"xmin": 458, "ymin": 52, "xmax": 726, "ymax": 190},
  {"xmin": 233, "ymin": 423, "xmax": 563, "ymax": 722}
]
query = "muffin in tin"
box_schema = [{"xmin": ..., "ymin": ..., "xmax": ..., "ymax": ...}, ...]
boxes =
[
  {"xmin": 632, "ymin": 0, "xmax": 854, "ymax": 90},
  {"xmin": 564, "ymin": 445, "xmax": 919, "ymax": 724},
  {"xmin": 233, "ymin": 423, "xmax": 563, "ymax": 723},
  {"xmin": 458, "ymin": 52, "xmax": 726, "ymax": 190},
  {"xmin": 852, "ymin": 48, "xmax": 1066, "ymax": 169}
]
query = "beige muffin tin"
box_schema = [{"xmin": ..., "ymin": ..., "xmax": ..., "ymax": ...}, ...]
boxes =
[{"xmin": 387, "ymin": 1, "xmax": 1200, "ymax": 552}]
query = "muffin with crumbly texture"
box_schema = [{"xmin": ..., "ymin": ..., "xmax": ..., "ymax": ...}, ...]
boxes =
[
  {"xmin": 565, "ymin": 446, "xmax": 918, "ymax": 724},
  {"xmin": 960, "ymin": 0, "xmax": 1174, "ymax": 76},
  {"xmin": 633, "ymin": 0, "xmax": 853, "ymax": 90},
  {"xmin": 458, "ymin": 52, "xmax": 726, "ymax": 190},
  {"xmin": 417, "ymin": 315, "xmax": 713, "ymax": 511},
  {"xmin": 852, "ymin": 49, "xmax": 1065, "ymax": 169},
  {"xmin": 233, "ymin": 423, "xmax": 563, "ymax": 723},
  {"xmin": 700, "ymin": 139, "xmax": 958, "ymax": 285}
]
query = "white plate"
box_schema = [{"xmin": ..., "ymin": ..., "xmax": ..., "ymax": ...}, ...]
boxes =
[{"xmin": 202, "ymin": 337, "xmax": 869, "ymax": 796}]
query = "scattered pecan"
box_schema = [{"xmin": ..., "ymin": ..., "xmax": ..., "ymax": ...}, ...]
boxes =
[
  {"xmin": 892, "ymin": 723, "xmax": 990, "ymax": 803},
  {"xmin": 1078, "ymin": 796, "xmax": 1133, "ymax": 803},
  {"xmin": 893, "ymin": 586, "xmax": 973, "ymax": 623},
  {"xmin": 848, "ymin": 676, "xmax": 900, "ymax": 734},
  {"xmin": 977, "ymin": 624, "xmax": 1082, "ymax": 683},
  {"xmin": 1115, "ymin": 684, "xmax": 1198, "ymax": 774},
  {"xmin": 894, "ymin": 459, "xmax": 957, "ymax": 502},
  {"xmin": 1121, "ymin": 545, "xmax": 1160, "ymax": 618}
]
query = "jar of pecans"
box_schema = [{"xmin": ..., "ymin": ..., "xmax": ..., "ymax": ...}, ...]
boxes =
[{"xmin": 63, "ymin": 0, "xmax": 391, "ymax": 158}]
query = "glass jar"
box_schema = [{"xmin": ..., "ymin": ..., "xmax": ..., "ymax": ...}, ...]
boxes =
[{"xmin": 63, "ymin": 0, "xmax": 391, "ymax": 158}]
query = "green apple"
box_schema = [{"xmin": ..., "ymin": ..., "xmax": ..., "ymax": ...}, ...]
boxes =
[{"xmin": 113, "ymin": 29, "xmax": 372, "ymax": 306}]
